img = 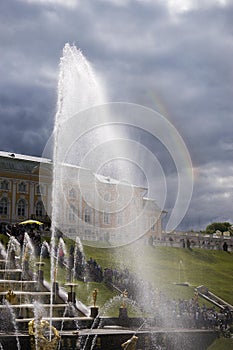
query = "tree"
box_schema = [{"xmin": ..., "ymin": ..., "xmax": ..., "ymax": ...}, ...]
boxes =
[{"xmin": 205, "ymin": 222, "xmax": 232, "ymax": 235}]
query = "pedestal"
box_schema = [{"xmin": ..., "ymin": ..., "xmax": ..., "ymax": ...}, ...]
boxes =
[
  {"xmin": 90, "ymin": 306, "xmax": 99, "ymax": 318},
  {"xmin": 68, "ymin": 291, "xmax": 76, "ymax": 303},
  {"xmin": 37, "ymin": 269, "xmax": 44, "ymax": 283},
  {"xmin": 35, "ymin": 262, "xmax": 45, "ymax": 284},
  {"xmin": 118, "ymin": 307, "xmax": 129, "ymax": 327},
  {"xmin": 53, "ymin": 282, "xmax": 59, "ymax": 302},
  {"xmin": 65, "ymin": 283, "xmax": 78, "ymax": 304}
]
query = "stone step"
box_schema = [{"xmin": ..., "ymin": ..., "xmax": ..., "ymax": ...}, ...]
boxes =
[
  {"xmin": 0, "ymin": 291, "xmax": 51, "ymax": 304},
  {"xmin": 0, "ymin": 303, "xmax": 69, "ymax": 318},
  {"xmin": 0, "ymin": 269, "xmax": 23, "ymax": 279},
  {"xmin": 0, "ymin": 279, "xmax": 38, "ymax": 292}
]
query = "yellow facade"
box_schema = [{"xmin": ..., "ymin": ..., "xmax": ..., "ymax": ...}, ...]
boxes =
[
  {"xmin": 0, "ymin": 152, "xmax": 51, "ymax": 227},
  {"xmin": 0, "ymin": 151, "xmax": 163, "ymax": 242}
]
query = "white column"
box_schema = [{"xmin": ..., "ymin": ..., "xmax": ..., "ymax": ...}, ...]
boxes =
[
  {"xmin": 11, "ymin": 180, "xmax": 17, "ymax": 222},
  {"xmin": 29, "ymin": 182, "xmax": 35, "ymax": 217},
  {"xmin": 47, "ymin": 183, "xmax": 52, "ymax": 219}
]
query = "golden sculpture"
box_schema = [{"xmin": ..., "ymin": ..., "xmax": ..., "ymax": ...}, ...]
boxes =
[
  {"xmin": 121, "ymin": 335, "xmax": 138, "ymax": 350},
  {"xmin": 121, "ymin": 289, "xmax": 128, "ymax": 308},
  {"xmin": 5, "ymin": 289, "xmax": 18, "ymax": 304},
  {"xmin": 28, "ymin": 317, "xmax": 60, "ymax": 350},
  {"xmin": 53, "ymin": 266, "xmax": 58, "ymax": 283},
  {"xmin": 92, "ymin": 288, "xmax": 98, "ymax": 307}
]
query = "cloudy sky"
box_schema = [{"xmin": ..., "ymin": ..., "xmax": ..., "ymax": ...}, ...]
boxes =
[{"xmin": 0, "ymin": 0, "xmax": 233, "ymax": 231}]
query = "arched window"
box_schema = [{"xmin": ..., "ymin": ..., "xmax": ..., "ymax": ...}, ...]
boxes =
[
  {"xmin": 36, "ymin": 184, "xmax": 46, "ymax": 195},
  {"xmin": 84, "ymin": 229, "xmax": 91, "ymax": 240},
  {"xmin": 0, "ymin": 198, "xmax": 8, "ymax": 215},
  {"xmin": 36, "ymin": 201, "xmax": 45, "ymax": 217},
  {"xmin": 84, "ymin": 208, "xmax": 91, "ymax": 223},
  {"xmin": 83, "ymin": 192, "xmax": 90, "ymax": 201},
  {"xmin": 69, "ymin": 188, "xmax": 76, "ymax": 199},
  {"xmin": 103, "ymin": 212, "xmax": 110, "ymax": 225},
  {"xmin": 18, "ymin": 182, "xmax": 27, "ymax": 193},
  {"xmin": 0, "ymin": 180, "xmax": 9, "ymax": 191},
  {"xmin": 150, "ymin": 217, "xmax": 157, "ymax": 231},
  {"xmin": 17, "ymin": 199, "xmax": 26, "ymax": 216},
  {"xmin": 104, "ymin": 193, "xmax": 111, "ymax": 202},
  {"xmin": 117, "ymin": 212, "xmax": 123, "ymax": 226},
  {"xmin": 69, "ymin": 205, "xmax": 77, "ymax": 222}
]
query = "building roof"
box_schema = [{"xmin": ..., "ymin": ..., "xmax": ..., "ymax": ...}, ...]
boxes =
[
  {"xmin": 0, "ymin": 150, "xmax": 148, "ymax": 191},
  {"xmin": 0, "ymin": 150, "xmax": 51, "ymax": 174},
  {"xmin": 0, "ymin": 150, "xmax": 51, "ymax": 164}
]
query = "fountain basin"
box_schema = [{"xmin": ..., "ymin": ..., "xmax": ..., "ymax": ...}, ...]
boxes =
[
  {"xmin": 0, "ymin": 269, "xmax": 22, "ymax": 280},
  {"xmin": 0, "ymin": 326, "xmax": 218, "ymax": 350}
]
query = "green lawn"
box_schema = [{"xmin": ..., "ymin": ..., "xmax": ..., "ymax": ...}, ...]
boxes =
[
  {"xmin": 1, "ymin": 234, "xmax": 232, "ymax": 312},
  {"xmin": 39, "ymin": 243, "xmax": 233, "ymax": 347},
  {"xmin": 1, "ymin": 234, "xmax": 232, "ymax": 347},
  {"xmin": 207, "ymin": 337, "xmax": 233, "ymax": 350},
  {"xmin": 83, "ymin": 243, "xmax": 233, "ymax": 305}
]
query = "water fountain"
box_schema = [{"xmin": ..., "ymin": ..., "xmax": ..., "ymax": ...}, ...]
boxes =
[{"xmin": 0, "ymin": 43, "xmax": 220, "ymax": 349}]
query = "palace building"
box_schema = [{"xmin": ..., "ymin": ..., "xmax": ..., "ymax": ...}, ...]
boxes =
[
  {"xmin": 0, "ymin": 150, "xmax": 164, "ymax": 243},
  {"xmin": 0, "ymin": 151, "xmax": 51, "ymax": 227}
]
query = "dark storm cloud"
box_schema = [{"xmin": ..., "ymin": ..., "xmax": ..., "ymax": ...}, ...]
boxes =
[
  {"xmin": 0, "ymin": 0, "xmax": 232, "ymax": 229},
  {"xmin": 0, "ymin": 81, "xmax": 54, "ymax": 155}
]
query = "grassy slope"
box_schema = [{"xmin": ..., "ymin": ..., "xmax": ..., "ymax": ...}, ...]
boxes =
[
  {"xmin": 1, "ymin": 233, "xmax": 232, "ymax": 309},
  {"xmin": 206, "ymin": 338, "xmax": 233, "ymax": 350},
  {"xmin": 83, "ymin": 244, "xmax": 233, "ymax": 349},
  {"xmin": 83, "ymin": 243, "xmax": 233, "ymax": 305},
  {"xmin": 1, "ymin": 235, "xmax": 232, "ymax": 348}
]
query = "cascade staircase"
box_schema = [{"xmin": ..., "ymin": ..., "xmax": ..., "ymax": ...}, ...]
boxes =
[{"xmin": 195, "ymin": 285, "xmax": 233, "ymax": 311}]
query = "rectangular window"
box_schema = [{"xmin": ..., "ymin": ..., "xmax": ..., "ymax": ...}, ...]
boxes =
[
  {"xmin": 104, "ymin": 212, "xmax": 111, "ymax": 225},
  {"xmin": 0, "ymin": 199, "xmax": 8, "ymax": 215},
  {"xmin": 69, "ymin": 189, "xmax": 76, "ymax": 199},
  {"xmin": 84, "ymin": 210, "xmax": 91, "ymax": 223},
  {"xmin": 36, "ymin": 184, "xmax": 46, "ymax": 195},
  {"xmin": 117, "ymin": 213, "xmax": 123, "ymax": 226},
  {"xmin": 150, "ymin": 217, "xmax": 156, "ymax": 231},
  {"xmin": 18, "ymin": 207, "xmax": 25, "ymax": 216},
  {"xmin": 18, "ymin": 182, "xmax": 27, "ymax": 193},
  {"xmin": 0, "ymin": 207, "xmax": 7, "ymax": 215},
  {"xmin": 69, "ymin": 205, "xmax": 76, "ymax": 222},
  {"xmin": 0, "ymin": 180, "xmax": 9, "ymax": 191}
]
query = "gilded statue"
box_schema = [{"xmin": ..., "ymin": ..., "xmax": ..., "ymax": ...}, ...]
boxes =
[
  {"xmin": 5, "ymin": 289, "xmax": 18, "ymax": 304},
  {"xmin": 92, "ymin": 288, "xmax": 98, "ymax": 307},
  {"xmin": 121, "ymin": 290, "xmax": 128, "ymax": 308},
  {"xmin": 28, "ymin": 318, "xmax": 60, "ymax": 350},
  {"xmin": 121, "ymin": 335, "xmax": 138, "ymax": 350}
]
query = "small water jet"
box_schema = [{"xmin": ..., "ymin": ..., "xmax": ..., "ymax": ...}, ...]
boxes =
[
  {"xmin": 21, "ymin": 232, "xmax": 36, "ymax": 281},
  {"xmin": 0, "ymin": 242, "xmax": 6, "ymax": 260},
  {"xmin": 4, "ymin": 300, "xmax": 21, "ymax": 350},
  {"xmin": 173, "ymin": 260, "xmax": 189, "ymax": 287},
  {"xmin": 57, "ymin": 238, "xmax": 67, "ymax": 269},
  {"xmin": 5, "ymin": 236, "xmax": 20, "ymax": 270},
  {"xmin": 29, "ymin": 301, "xmax": 60, "ymax": 350}
]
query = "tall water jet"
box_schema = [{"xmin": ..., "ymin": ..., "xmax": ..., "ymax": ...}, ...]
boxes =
[
  {"xmin": 39, "ymin": 42, "xmax": 194, "ymax": 344},
  {"xmin": 49, "ymin": 43, "xmax": 107, "ymax": 333},
  {"xmin": 0, "ymin": 242, "xmax": 6, "ymax": 260},
  {"xmin": 73, "ymin": 237, "xmax": 86, "ymax": 281},
  {"xmin": 42, "ymin": 44, "xmax": 178, "ymax": 249},
  {"xmin": 51, "ymin": 43, "xmax": 106, "ymax": 233},
  {"xmin": 5, "ymin": 236, "xmax": 20, "ymax": 270},
  {"xmin": 4, "ymin": 300, "xmax": 21, "ymax": 350},
  {"xmin": 43, "ymin": 44, "xmax": 164, "ymax": 329},
  {"xmin": 21, "ymin": 232, "xmax": 36, "ymax": 279}
]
